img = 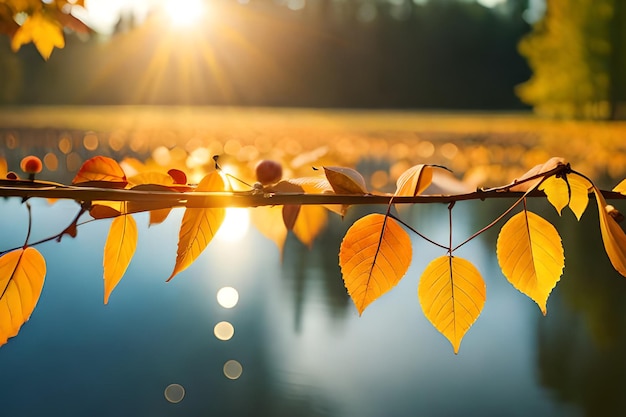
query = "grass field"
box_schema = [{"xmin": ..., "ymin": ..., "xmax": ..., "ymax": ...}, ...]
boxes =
[{"xmin": 1, "ymin": 106, "xmax": 625, "ymax": 189}]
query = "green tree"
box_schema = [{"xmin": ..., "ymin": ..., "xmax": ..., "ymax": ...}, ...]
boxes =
[{"xmin": 517, "ymin": 0, "xmax": 614, "ymax": 119}]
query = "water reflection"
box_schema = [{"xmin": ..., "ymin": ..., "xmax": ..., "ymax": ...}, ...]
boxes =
[
  {"xmin": 164, "ymin": 383, "xmax": 185, "ymax": 403},
  {"xmin": 3, "ymin": 109, "xmax": 626, "ymax": 416},
  {"xmin": 217, "ymin": 286, "xmax": 239, "ymax": 309},
  {"xmin": 536, "ymin": 208, "xmax": 626, "ymax": 417}
]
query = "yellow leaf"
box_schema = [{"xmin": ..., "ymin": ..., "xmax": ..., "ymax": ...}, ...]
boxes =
[
  {"xmin": 496, "ymin": 211, "xmax": 564, "ymax": 314},
  {"xmin": 72, "ymin": 156, "xmax": 127, "ymax": 186},
  {"xmin": 0, "ymin": 247, "xmax": 46, "ymax": 347},
  {"xmin": 418, "ymin": 256, "xmax": 485, "ymax": 354},
  {"xmin": 288, "ymin": 176, "xmax": 346, "ymax": 216},
  {"xmin": 250, "ymin": 205, "xmax": 287, "ymax": 253},
  {"xmin": 293, "ymin": 205, "xmax": 328, "ymax": 248},
  {"xmin": 539, "ymin": 176, "xmax": 568, "ymax": 215},
  {"xmin": 168, "ymin": 172, "xmax": 226, "ymax": 281},
  {"xmin": 395, "ymin": 164, "xmax": 434, "ymax": 196},
  {"xmin": 324, "ymin": 166, "xmax": 368, "ymax": 194},
  {"xmin": 103, "ymin": 214, "xmax": 138, "ymax": 304},
  {"xmin": 614, "ymin": 178, "xmax": 626, "ymax": 194},
  {"xmin": 0, "ymin": 156, "xmax": 7, "ymax": 178},
  {"xmin": 127, "ymin": 171, "xmax": 174, "ymax": 187},
  {"xmin": 339, "ymin": 213, "xmax": 412, "ymax": 315},
  {"xmin": 288, "ymin": 176, "xmax": 333, "ymax": 194},
  {"xmin": 11, "ymin": 12, "xmax": 65, "ymax": 60},
  {"xmin": 593, "ymin": 186, "xmax": 626, "ymax": 277},
  {"xmin": 567, "ymin": 173, "xmax": 591, "ymax": 220},
  {"xmin": 510, "ymin": 157, "xmax": 566, "ymax": 192}
]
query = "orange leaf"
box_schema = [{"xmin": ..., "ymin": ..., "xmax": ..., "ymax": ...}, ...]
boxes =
[
  {"xmin": 168, "ymin": 171, "xmax": 226, "ymax": 281},
  {"xmin": 395, "ymin": 164, "xmax": 434, "ymax": 196},
  {"xmin": 339, "ymin": 213, "xmax": 412, "ymax": 315},
  {"xmin": 103, "ymin": 214, "xmax": 138, "ymax": 304},
  {"xmin": 89, "ymin": 203, "xmax": 122, "ymax": 219},
  {"xmin": 418, "ymin": 256, "xmax": 485, "ymax": 354},
  {"xmin": 324, "ymin": 166, "xmax": 368, "ymax": 194},
  {"xmin": 293, "ymin": 204, "xmax": 328, "ymax": 247},
  {"xmin": 250, "ymin": 206, "xmax": 287, "ymax": 254},
  {"xmin": 149, "ymin": 209, "xmax": 172, "ymax": 226},
  {"xmin": 72, "ymin": 156, "xmax": 127, "ymax": 186},
  {"xmin": 0, "ymin": 247, "xmax": 46, "ymax": 347},
  {"xmin": 593, "ymin": 186, "xmax": 626, "ymax": 277}
]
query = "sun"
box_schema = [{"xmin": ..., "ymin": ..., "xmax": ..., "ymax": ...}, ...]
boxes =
[{"xmin": 163, "ymin": 0, "xmax": 206, "ymax": 28}]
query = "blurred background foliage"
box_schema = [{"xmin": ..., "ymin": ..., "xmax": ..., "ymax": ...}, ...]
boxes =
[{"xmin": 2, "ymin": 0, "xmax": 626, "ymax": 118}]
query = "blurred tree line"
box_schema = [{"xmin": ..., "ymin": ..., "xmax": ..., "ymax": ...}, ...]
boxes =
[
  {"xmin": 0, "ymin": 0, "xmax": 532, "ymax": 109},
  {"xmin": 518, "ymin": 0, "xmax": 626, "ymax": 119}
]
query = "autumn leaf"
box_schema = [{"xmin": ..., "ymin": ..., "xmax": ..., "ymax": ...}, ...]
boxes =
[
  {"xmin": 395, "ymin": 164, "xmax": 434, "ymax": 197},
  {"xmin": 126, "ymin": 174, "xmax": 177, "ymax": 224},
  {"xmin": 496, "ymin": 210, "xmax": 564, "ymax": 314},
  {"xmin": 103, "ymin": 214, "xmax": 138, "ymax": 304},
  {"xmin": 89, "ymin": 203, "xmax": 123, "ymax": 219},
  {"xmin": 539, "ymin": 176, "xmax": 569, "ymax": 215},
  {"xmin": 287, "ymin": 176, "xmax": 333, "ymax": 194},
  {"xmin": 510, "ymin": 157, "xmax": 566, "ymax": 192},
  {"xmin": 593, "ymin": 186, "xmax": 626, "ymax": 277},
  {"xmin": 293, "ymin": 205, "xmax": 328, "ymax": 248},
  {"xmin": 127, "ymin": 172, "xmax": 174, "ymax": 188},
  {"xmin": 11, "ymin": 11, "xmax": 65, "ymax": 60},
  {"xmin": 287, "ymin": 176, "xmax": 346, "ymax": 216},
  {"xmin": 0, "ymin": 156, "xmax": 7, "ymax": 178},
  {"xmin": 282, "ymin": 205, "xmax": 300, "ymax": 230},
  {"xmin": 614, "ymin": 179, "xmax": 626, "ymax": 195},
  {"xmin": 0, "ymin": 247, "xmax": 46, "ymax": 347},
  {"xmin": 324, "ymin": 166, "xmax": 368, "ymax": 195},
  {"xmin": 567, "ymin": 173, "xmax": 591, "ymax": 220},
  {"xmin": 418, "ymin": 255, "xmax": 485, "ymax": 354},
  {"xmin": 72, "ymin": 156, "xmax": 127, "ymax": 187},
  {"xmin": 250, "ymin": 205, "xmax": 288, "ymax": 253},
  {"xmin": 168, "ymin": 171, "xmax": 226, "ymax": 281},
  {"xmin": 339, "ymin": 213, "xmax": 412, "ymax": 315}
]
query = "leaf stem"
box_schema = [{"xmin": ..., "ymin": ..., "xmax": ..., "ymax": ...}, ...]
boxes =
[
  {"xmin": 388, "ymin": 213, "xmax": 448, "ymax": 250},
  {"xmin": 24, "ymin": 202, "xmax": 32, "ymax": 249}
]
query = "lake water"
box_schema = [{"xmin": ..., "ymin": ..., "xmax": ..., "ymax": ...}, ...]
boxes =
[{"xmin": 1, "ymin": 109, "xmax": 626, "ymax": 417}]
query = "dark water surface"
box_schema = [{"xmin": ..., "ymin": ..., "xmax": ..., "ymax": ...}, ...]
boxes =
[{"xmin": 1, "ymin": 109, "xmax": 626, "ymax": 416}]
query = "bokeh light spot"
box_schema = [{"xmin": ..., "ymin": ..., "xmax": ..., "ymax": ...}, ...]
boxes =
[
  {"xmin": 214, "ymin": 321, "xmax": 235, "ymax": 341},
  {"xmin": 43, "ymin": 153, "xmax": 58, "ymax": 171},
  {"xmin": 223, "ymin": 360, "xmax": 243, "ymax": 380},
  {"xmin": 217, "ymin": 287, "xmax": 239, "ymax": 309},
  {"xmin": 58, "ymin": 136, "xmax": 72, "ymax": 154},
  {"xmin": 164, "ymin": 384, "xmax": 185, "ymax": 403},
  {"xmin": 83, "ymin": 132, "xmax": 99, "ymax": 151}
]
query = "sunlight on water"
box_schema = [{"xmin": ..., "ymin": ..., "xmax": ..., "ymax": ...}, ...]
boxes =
[
  {"xmin": 164, "ymin": 383, "xmax": 185, "ymax": 403},
  {"xmin": 214, "ymin": 321, "xmax": 235, "ymax": 341},
  {"xmin": 215, "ymin": 208, "xmax": 250, "ymax": 242},
  {"xmin": 217, "ymin": 287, "xmax": 239, "ymax": 309},
  {"xmin": 223, "ymin": 360, "xmax": 243, "ymax": 380}
]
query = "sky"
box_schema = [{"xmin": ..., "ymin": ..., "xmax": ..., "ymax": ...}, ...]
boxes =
[{"xmin": 74, "ymin": 0, "xmax": 545, "ymax": 35}]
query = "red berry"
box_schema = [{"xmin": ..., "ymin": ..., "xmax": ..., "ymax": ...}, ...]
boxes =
[
  {"xmin": 255, "ymin": 160, "xmax": 283, "ymax": 185},
  {"xmin": 6, "ymin": 171, "xmax": 18, "ymax": 180},
  {"xmin": 20, "ymin": 155, "xmax": 43, "ymax": 175},
  {"xmin": 168, "ymin": 168, "xmax": 187, "ymax": 185}
]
